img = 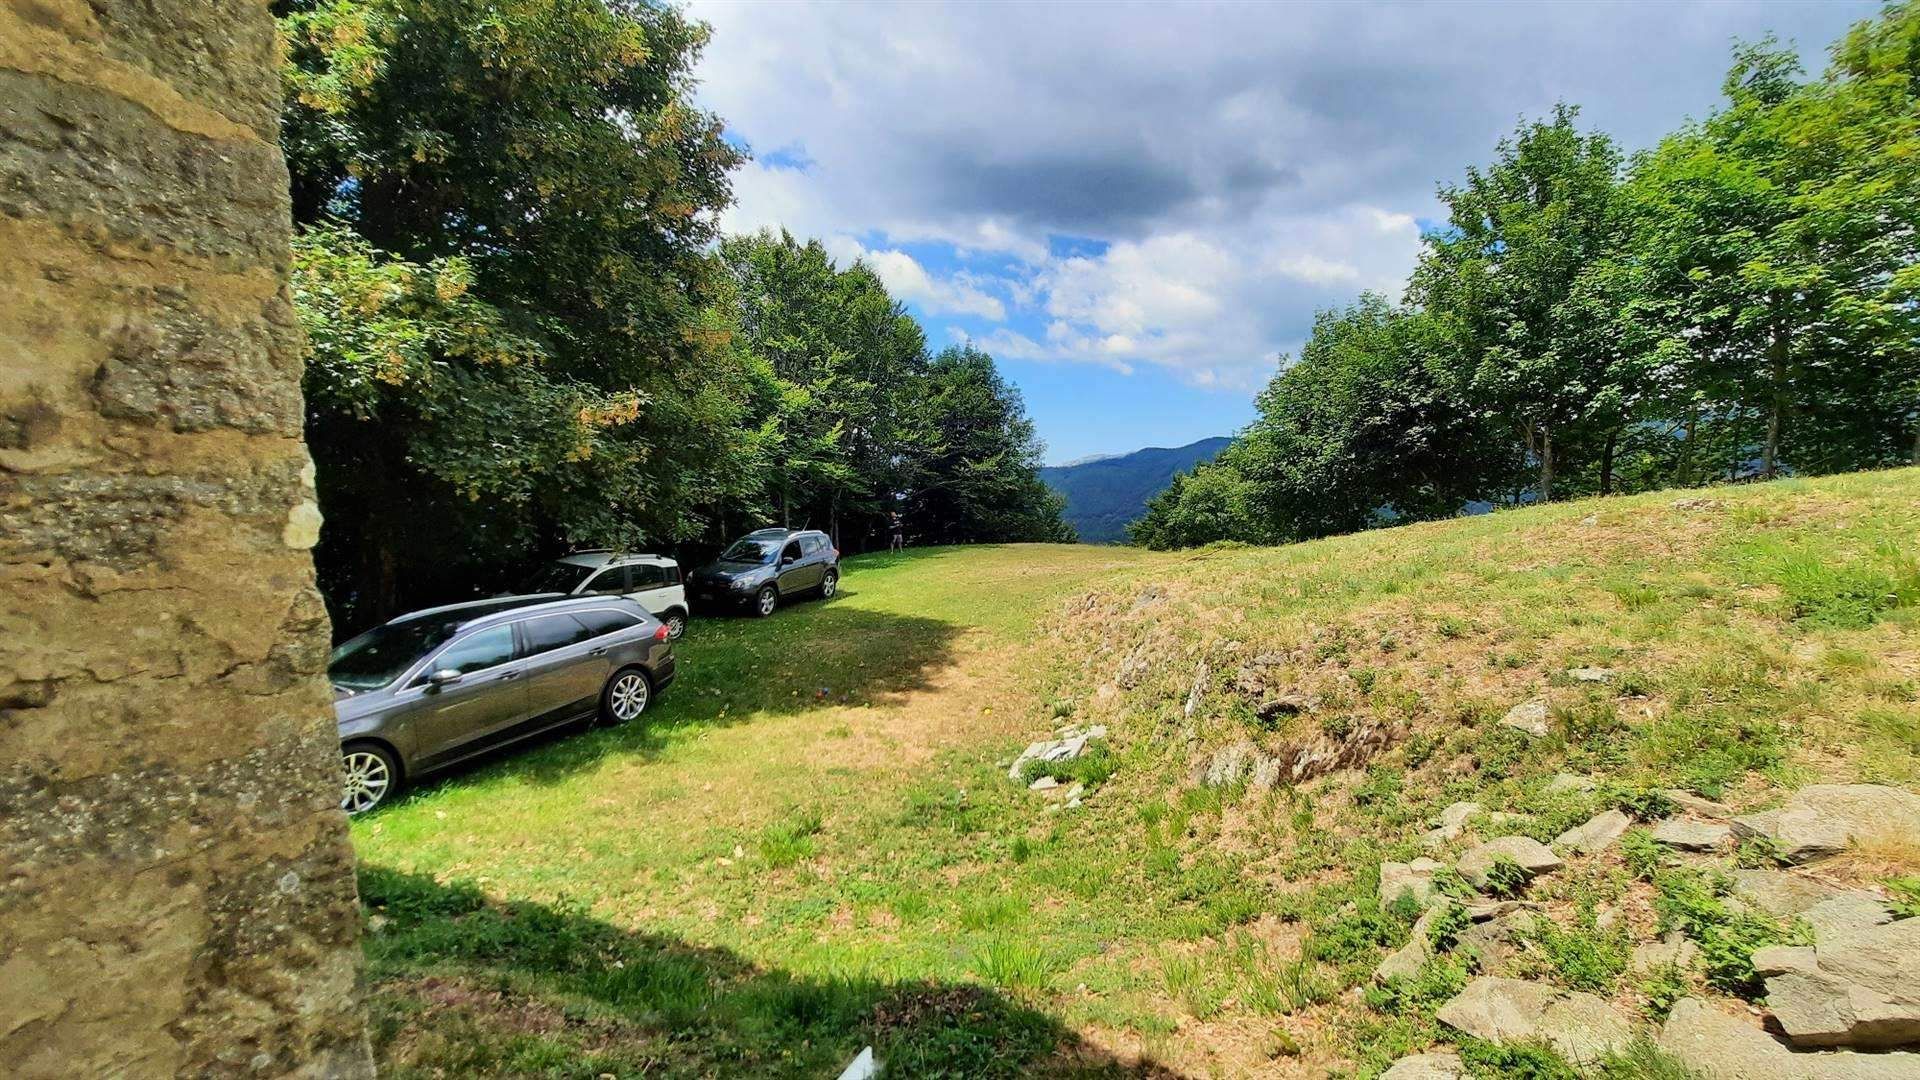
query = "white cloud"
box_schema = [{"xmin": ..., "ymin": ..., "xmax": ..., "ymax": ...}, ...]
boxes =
[
  {"xmin": 691, "ymin": 0, "xmax": 1875, "ymax": 388},
  {"xmin": 839, "ymin": 246, "xmax": 1007, "ymax": 321}
]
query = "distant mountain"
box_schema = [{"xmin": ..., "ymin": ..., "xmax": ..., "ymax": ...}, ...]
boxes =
[{"xmin": 1041, "ymin": 437, "xmax": 1234, "ymax": 544}]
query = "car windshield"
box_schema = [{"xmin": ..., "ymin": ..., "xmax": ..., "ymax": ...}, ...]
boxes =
[
  {"xmin": 525, "ymin": 562, "xmax": 597, "ymax": 594},
  {"xmin": 720, "ymin": 538, "xmax": 780, "ymax": 563},
  {"xmin": 327, "ymin": 620, "xmax": 461, "ymax": 690}
]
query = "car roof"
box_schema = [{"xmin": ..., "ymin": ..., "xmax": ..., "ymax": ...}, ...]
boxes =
[
  {"xmin": 741, "ymin": 528, "xmax": 826, "ymax": 540},
  {"xmin": 554, "ymin": 551, "xmax": 676, "ymax": 568},
  {"xmin": 388, "ymin": 593, "xmax": 649, "ymax": 631}
]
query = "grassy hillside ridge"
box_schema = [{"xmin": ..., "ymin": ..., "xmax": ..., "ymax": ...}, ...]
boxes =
[
  {"xmin": 1041, "ymin": 437, "xmax": 1234, "ymax": 543},
  {"xmin": 352, "ymin": 469, "xmax": 1919, "ymax": 1077}
]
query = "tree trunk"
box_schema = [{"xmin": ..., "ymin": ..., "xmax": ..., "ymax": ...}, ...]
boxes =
[
  {"xmin": 1762, "ymin": 310, "xmax": 1789, "ymax": 479},
  {"xmin": 1538, "ymin": 425, "xmax": 1555, "ymax": 504},
  {"xmin": 1600, "ymin": 429, "xmax": 1619, "ymax": 496}
]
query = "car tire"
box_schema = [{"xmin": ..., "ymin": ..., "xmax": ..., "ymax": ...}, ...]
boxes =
[
  {"xmin": 340, "ymin": 741, "xmax": 400, "ymax": 816},
  {"xmin": 754, "ymin": 585, "xmax": 778, "ymax": 617},
  {"xmin": 602, "ymin": 666, "xmax": 653, "ymax": 724},
  {"xmin": 819, "ymin": 570, "xmax": 839, "ymax": 600},
  {"xmin": 662, "ymin": 608, "xmax": 688, "ymax": 640}
]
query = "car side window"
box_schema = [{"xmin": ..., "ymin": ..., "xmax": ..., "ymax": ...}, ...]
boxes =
[
  {"xmin": 583, "ymin": 566, "xmax": 629, "ymax": 594},
  {"xmin": 574, "ymin": 609, "xmax": 641, "ymax": 637},
  {"xmin": 629, "ymin": 563, "xmax": 664, "ymax": 589},
  {"xmin": 431, "ymin": 625, "xmax": 515, "ymax": 676},
  {"xmin": 662, "ymin": 563, "xmax": 681, "ymax": 585},
  {"xmin": 781, "ymin": 541, "xmax": 802, "ymax": 563},
  {"xmin": 801, "ymin": 536, "xmax": 821, "ymax": 556},
  {"xmin": 520, "ymin": 613, "xmax": 594, "ymax": 655}
]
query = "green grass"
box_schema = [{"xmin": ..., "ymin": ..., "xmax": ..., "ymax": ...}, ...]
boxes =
[{"xmin": 350, "ymin": 469, "xmax": 1920, "ymax": 1076}]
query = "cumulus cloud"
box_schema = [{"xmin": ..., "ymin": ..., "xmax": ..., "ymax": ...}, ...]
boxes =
[{"xmin": 691, "ymin": 0, "xmax": 1874, "ymax": 386}]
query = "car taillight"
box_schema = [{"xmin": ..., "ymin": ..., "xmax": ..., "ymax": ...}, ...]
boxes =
[
  {"xmin": 652, "ymin": 624, "xmax": 671, "ymax": 642},
  {"xmin": 832, "ymin": 548, "xmax": 840, "ymax": 559}
]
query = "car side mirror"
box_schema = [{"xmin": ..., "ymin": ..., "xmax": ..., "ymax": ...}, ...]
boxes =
[
  {"xmin": 427, "ymin": 668, "xmax": 463, "ymax": 688},
  {"xmin": 780, "ymin": 555, "xmax": 796, "ymax": 566}
]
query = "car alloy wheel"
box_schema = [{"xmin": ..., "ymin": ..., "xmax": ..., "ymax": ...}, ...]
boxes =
[
  {"xmin": 664, "ymin": 612, "xmax": 687, "ymax": 640},
  {"xmin": 757, "ymin": 587, "xmax": 777, "ymax": 616},
  {"xmin": 340, "ymin": 748, "xmax": 392, "ymax": 815},
  {"xmin": 609, "ymin": 671, "xmax": 650, "ymax": 721},
  {"xmin": 821, "ymin": 572, "xmax": 838, "ymax": 598}
]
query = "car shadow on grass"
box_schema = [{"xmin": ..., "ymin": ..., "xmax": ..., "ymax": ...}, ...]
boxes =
[
  {"xmin": 387, "ymin": 601, "xmax": 968, "ymax": 801},
  {"xmin": 360, "ymin": 865, "xmax": 1181, "ymax": 1079}
]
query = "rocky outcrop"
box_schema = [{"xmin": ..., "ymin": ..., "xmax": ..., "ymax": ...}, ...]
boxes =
[
  {"xmin": 1658, "ymin": 997, "xmax": 1920, "ymax": 1079},
  {"xmin": 1553, "ymin": 809, "xmax": 1631, "ymax": 855},
  {"xmin": 1731, "ymin": 785, "xmax": 1920, "ymax": 864},
  {"xmin": 1009, "ymin": 724, "xmax": 1107, "ymax": 781},
  {"xmin": 1456, "ymin": 836, "xmax": 1561, "ymax": 892},
  {"xmin": 1435, "ymin": 977, "xmax": 1632, "ymax": 1063},
  {"xmin": 1652, "ymin": 817, "xmax": 1732, "ymax": 851},
  {"xmin": 1753, "ymin": 918, "xmax": 1920, "ymax": 1049},
  {"xmin": 1380, "ymin": 858, "xmax": 1447, "ymax": 908},
  {"xmin": 1732, "ymin": 869, "xmax": 1896, "ymax": 941},
  {"xmin": 1500, "ymin": 700, "xmax": 1550, "ymax": 737}
]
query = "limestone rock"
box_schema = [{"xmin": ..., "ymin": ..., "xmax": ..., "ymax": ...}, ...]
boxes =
[
  {"xmin": 1375, "ymin": 912, "xmax": 1437, "ymax": 984},
  {"xmin": 1011, "ymin": 725, "xmax": 1105, "ymax": 781},
  {"xmin": 1566, "ymin": 666, "xmax": 1616, "ymax": 683},
  {"xmin": 1381, "ymin": 858, "xmax": 1448, "ymax": 909},
  {"xmin": 1756, "ymin": 918, "xmax": 1920, "ymax": 1049},
  {"xmin": 1452, "ymin": 908, "xmax": 1538, "ymax": 969},
  {"xmin": 1652, "ymin": 817, "xmax": 1732, "ymax": 852},
  {"xmin": 1380, "ymin": 1052, "xmax": 1464, "ymax": 1080},
  {"xmin": 1456, "ymin": 836, "xmax": 1562, "ymax": 892},
  {"xmin": 1421, "ymin": 801, "xmax": 1483, "ymax": 848},
  {"xmin": 1802, "ymin": 894, "xmax": 1893, "ymax": 943},
  {"xmin": 1553, "ymin": 809, "xmax": 1631, "ymax": 856},
  {"xmin": 1500, "ymin": 700, "xmax": 1551, "ymax": 737},
  {"xmin": 1731, "ymin": 869, "xmax": 1845, "ymax": 918},
  {"xmin": 1659, "ymin": 997, "xmax": 1920, "ymax": 1079},
  {"xmin": 1435, "ymin": 977, "xmax": 1632, "ymax": 1063},
  {"xmin": 1631, "ymin": 933, "xmax": 1701, "ymax": 974},
  {"xmin": 1731, "ymin": 785, "xmax": 1920, "ymax": 865}
]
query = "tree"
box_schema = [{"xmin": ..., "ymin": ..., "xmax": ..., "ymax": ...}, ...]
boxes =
[
  {"xmin": 1413, "ymin": 105, "xmax": 1636, "ymax": 502},
  {"xmin": 908, "ymin": 347, "xmax": 1075, "ymax": 544},
  {"xmin": 279, "ymin": 0, "xmax": 754, "ymax": 628},
  {"xmin": 1627, "ymin": 12, "xmax": 1920, "ymax": 479}
]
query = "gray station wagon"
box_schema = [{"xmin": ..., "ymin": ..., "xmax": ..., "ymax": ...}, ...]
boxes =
[{"xmin": 327, "ymin": 594, "xmax": 676, "ymax": 813}]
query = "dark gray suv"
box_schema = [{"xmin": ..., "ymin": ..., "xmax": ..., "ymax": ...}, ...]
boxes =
[
  {"xmin": 327, "ymin": 594, "xmax": 676, "ymax": 813},
  {"xmin": 688, "ymin": 528, "xmax": 840, "ymax": 617}
]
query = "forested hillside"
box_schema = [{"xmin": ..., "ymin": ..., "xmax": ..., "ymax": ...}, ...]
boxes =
[
  {"xmin": 1040, "ymin": 437, "xmax": 1232, "ymax": 542},
  {"xmin": 1135, "ymin": 5, "xmax": 1920, "ymax": 550},
  {"xmin": 276, "ymin": 0, "xmax": 1069, "ymax": 634}
]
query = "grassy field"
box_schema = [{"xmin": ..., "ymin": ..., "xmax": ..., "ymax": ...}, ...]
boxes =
[{"xmin": 353, "ymin": 470, "xmax": 1920, "ymax": 1077}]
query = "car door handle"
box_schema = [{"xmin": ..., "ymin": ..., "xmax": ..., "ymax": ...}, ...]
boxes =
[
  {"xmin": 588, "ymin": 646, "xmax": 609, "ymax": 657},
  {"xmin": 497, "ymin": 670, "xmax": 522, "ymax": 681}
]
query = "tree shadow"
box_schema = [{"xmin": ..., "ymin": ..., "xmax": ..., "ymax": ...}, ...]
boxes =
[
  {"xmin": 359, "ymin": 866, "xmax": 1182, "ymax": 1078},
  {"xmin": 387, "ymin": 601, "xmax": 967, "ymax": 800}
]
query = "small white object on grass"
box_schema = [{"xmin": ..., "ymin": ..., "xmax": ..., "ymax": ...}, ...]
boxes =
[{"xmin": 837, "ymin": 1046, "xmax": 878, "ymax": 1080}]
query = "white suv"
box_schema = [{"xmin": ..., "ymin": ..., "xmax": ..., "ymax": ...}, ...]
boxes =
[{"xmin": 528, "ymin": 552, "xmax": 690, "ymax": 639}]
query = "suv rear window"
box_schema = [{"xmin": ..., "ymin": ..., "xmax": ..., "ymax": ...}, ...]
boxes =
[{"xmin": 575, "ymin": 609, "xmax": 642, "ymax": 637}]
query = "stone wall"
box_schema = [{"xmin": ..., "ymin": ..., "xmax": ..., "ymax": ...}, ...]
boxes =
[{"xmin": 0, "ymin": 0, "xmax": 371, "ymax": 1075}]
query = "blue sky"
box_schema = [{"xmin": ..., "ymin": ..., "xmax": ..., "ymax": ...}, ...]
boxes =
[{"xmin": 688, "ymin": 0, "xmax": 1876, "ymax": 464}]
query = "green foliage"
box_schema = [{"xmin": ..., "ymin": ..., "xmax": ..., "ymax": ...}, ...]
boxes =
[
  {"xmin": 1636, "ymin": 964, "xmax": 1692, "ymax": 1022},
  {"xmin": 971, "ymin": 939, "xmax": 1057, "ymax": 994},
  {"xmin": 1621, "ymin": 829, "xmax": 1667, "ymax": 881},
  {"xmin": 1886, "ymin": 876, "xmax": 1920, "ymax": 918},
  {"xmin": 1364, "ymin": 954, "xmax": 1469, "ymax": 1018},
  {"xmin": 1653, "ymin": 869, "xmax": 1808, "ymax": 997},
  {"xmin": 757, "ymin": 808, "xmax": 825, "ymax": 867},
  {"xmin": 1457, "ymin": 1037, "xmax": 1580, "ymax": 1080},
  {"xmin": 1595, "ymin": 1038, "xmax": 1703, "ymax": 1080},
  {"xmin": 1018, "ymin": 742, "xmax": 1117, "ymax": 788},
  {"xmin": 1522, "ymin": 904, "xmax": 1631, "ymax": 992},
  {"xmin": 1480, "ymin": 856, "xmax": 1532, "ymax": 899}
]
